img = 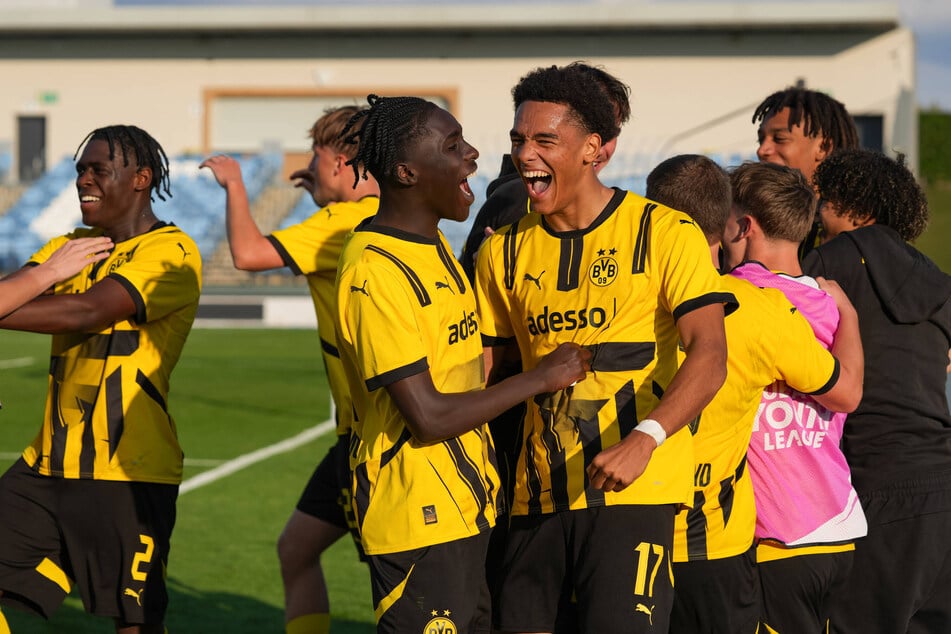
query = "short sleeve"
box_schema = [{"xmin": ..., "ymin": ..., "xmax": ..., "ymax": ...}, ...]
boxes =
[
  {"xmin": 108, "ymin": 232, "xmax": 201, "ymax": 324},
  {"xmin": 766, "ymin": 289, "xmax": 839, "ymax": 395},
  {"xmin": 474, "ymin": 231, "xmax": 516, "ymax": 344},
  {"xmin": 651, "ymin": 210, "xmax": 735, "ymax": 320},
  {"xmin": 342, "ymin": 258, "xmax": 429, "ymax": 391}
]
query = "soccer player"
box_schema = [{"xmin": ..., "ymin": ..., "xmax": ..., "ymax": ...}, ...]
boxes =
[
  {"xmin": 0, "ymin": 236, "xmax": 113, "ymax": 316},
  {"xmin": 804, "ymin": 149, "xmax": 951, "ymax": 634},
  {"xmin": 460, "ymin": 62, "xmax": 631, "ymax": 634},
  {"xmin": 752, "ymin": 86, "xmax": 859, "ymax": 256},
  {"xmin": 645, "ymin": 155, "xmax": 863, "ymax": 634},
  {"xmin": 724, "ymin": 160, "xmax": 867, "ymax": 633},
  {"xmin": 475, "ymin": 64, "xmax": 733, "ymax": 634},
  {"xmin": 333, "ymin": 94, "xmax": 589, "ymax": 634},
  {"xmin": 201, "ymin": 105, "xmax": 379, "ymax": 634},
  {"xmin": 0, "ymin": 125, "xmax": 202, "ymax": 634}
]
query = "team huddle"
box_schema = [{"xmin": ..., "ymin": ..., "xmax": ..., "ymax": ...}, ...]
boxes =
[{"xmin": 0, "ymin": 61, "xmax": 949, "ymax": 634}]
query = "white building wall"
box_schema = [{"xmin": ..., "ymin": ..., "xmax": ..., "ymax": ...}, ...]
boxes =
[{"xmin": 0, "ymin": 4, "xmax": 915, "ymax": 176}]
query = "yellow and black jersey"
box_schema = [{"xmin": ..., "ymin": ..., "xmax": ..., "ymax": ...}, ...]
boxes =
[
  {"xmin": 269, "ymin": 196, "xmax": 378, "ymax": 436},
  {"xmin": 673, "ymin": 275, "xmax": 839, "ymax": 562},
  {"xmin": 475, "ymin": 188, "xmax": 735, "ymax": 515},
  {"xmin": 22, "ymin": 223, "xmax": 202, "ymax": 484},
  {"xmin": 335, "ymin": 219, "xmax": 499, "ymax": 555}
]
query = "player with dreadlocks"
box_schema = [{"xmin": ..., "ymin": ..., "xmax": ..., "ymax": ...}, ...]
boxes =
[
  {"xmin": 0, "ymin": 124, "xmax": 202, "ymax": 634},
  {"xmin": 752, "ymin": 86, "xmax": 859, "ymax": 256},
  {"xmin": 333, "ymin": 95, "xmax": 589, "ymax": 634}
]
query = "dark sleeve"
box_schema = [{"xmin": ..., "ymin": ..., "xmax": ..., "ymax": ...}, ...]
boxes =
[
  {"xmin": 459, "ymin": 179, "xmax": 528, "ymax": 283},
  {"xmin": 801, "ymin": 248, "xmax": 826, "ymax": 278}
]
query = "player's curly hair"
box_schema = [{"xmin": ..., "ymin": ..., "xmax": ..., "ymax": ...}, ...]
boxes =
[
  {"xmin": 75, "ymin": 125, "xmax": 171, "ymax": 202},
  {"xmin": 752, "ymin": 87, "xmax": 859, "ymax": 153},
  {"xmin": 341, "ymin": 94, "xmax": 439, "ymax": 187},
  {"xmin": 512, "ymin": 62, "xmax": 629, "ymax": 141},
  {"xmin": 814, "ymin": 149, "xmax": 928, "ymax": 242}
]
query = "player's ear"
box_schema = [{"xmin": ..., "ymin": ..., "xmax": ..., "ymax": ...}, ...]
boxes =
[
  {"xmin": 736, "ymin": 215, "xmax": 753, "ymax": 239},
  {"xmin": 134, "ymin": 167, "xmax": 153, "ymax": 193},
  {"xmin": 333, "ymin": 154, "xmax": 346, "ymax": 176},
  {"xmin": 395, "ymin": 162, "xmax": 417, "ymax": 186},
  {"xmin": 582, "ymin": 133, "xmax": 602, "ymax": 166}
]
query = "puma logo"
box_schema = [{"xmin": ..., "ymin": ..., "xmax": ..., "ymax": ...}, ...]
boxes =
[
  {"xmin": 124, "ymin": 587, "xmax": 143, "ymax": 607},
  {"xmin": 523, "ymin": 271, "xmax": 545, "ymax": 290},
  {"xmin": 176, "ymin": 242, "xmax": 191, "ymax": 259},
  {"xmin": 678, "ymin": 219, "xmax": 695, "ymax": 225},
  {"xmin": 350, "ymin": 280, "xmax": 369, "ymax": 296},
  {"xmin": 636, "ymin": 603, "xmax": 654, "ymax": 625},
  {"xmin": 435, "ymin": 277, "xmax": 455, "ymax": 294}
]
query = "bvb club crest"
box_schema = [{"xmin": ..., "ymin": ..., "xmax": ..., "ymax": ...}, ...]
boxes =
[
  {"xmin": 588, "ymin": 252, "xmax": 618, "ymax": 287},
  {"xmin": 423, "ymin": 615, "xmax": 457, "ymax": 633}
]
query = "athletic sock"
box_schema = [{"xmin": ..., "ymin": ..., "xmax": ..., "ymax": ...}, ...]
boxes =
[{"xmin": 286, "ymin": 613, "xmax": 330, "ymax": 634}]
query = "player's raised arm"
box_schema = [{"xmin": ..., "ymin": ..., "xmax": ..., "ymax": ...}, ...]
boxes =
[{"xmin": 200, "ymin": 154, "xmax": 284, "ymax": 271}]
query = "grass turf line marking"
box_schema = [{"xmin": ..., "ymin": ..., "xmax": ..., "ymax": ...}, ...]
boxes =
[
  {"xmin": 0, "ymin": 357, "xmax": 34, "ymax": 370},
  {"xmin": 179, "ymin": 418, "xmax": 335, "ymax": 495}
]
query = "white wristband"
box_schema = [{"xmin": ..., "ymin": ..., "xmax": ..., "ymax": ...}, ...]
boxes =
[{"xmin": 634, "ymin": 419, "xmax": 666, "ymax": 447}]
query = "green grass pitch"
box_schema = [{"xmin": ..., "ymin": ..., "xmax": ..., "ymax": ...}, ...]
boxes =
[{"xmin": 0, "ymin": 329, "xmax": 374, "ymax": 633}]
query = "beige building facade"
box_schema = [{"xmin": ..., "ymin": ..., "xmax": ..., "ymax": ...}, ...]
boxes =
[{"xmin": 0, "ymin": 1, "xmax": 916, "ymax": 184}]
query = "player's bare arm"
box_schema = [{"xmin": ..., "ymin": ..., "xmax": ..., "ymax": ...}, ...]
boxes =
[
  {"xmin": 200, "ymin": 154, "xmax": 284, "ymax": 271},
  {"xmin": 812, "ymin": 276, "xmax": 864, "ymax": 412},
  {"xmin": 0, "ymin": 277, "xmax": 136, "ymax": 334},
  {"xmin": 587, "ymin": 302, "xmax": 727, "ymax": 492},
  {"xmin": 387, "ymin": 342, "xmax": 590, "ymax": 443},
  {"xmin": 0, "ymin": 236, "xmax": 113, "ymax": 317}
]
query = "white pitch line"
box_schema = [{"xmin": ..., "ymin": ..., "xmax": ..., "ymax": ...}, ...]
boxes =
[
  {"xmin": 179, "ymin": 418, "xmax": 335, "ymax": 495},
  {"xmin": 0, "ymin": 357, "xmax": 34, "ymax": 370}
]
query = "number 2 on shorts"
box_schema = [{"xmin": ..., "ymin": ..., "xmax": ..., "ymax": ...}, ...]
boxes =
[{"xmin": 131, "ymin": 534, "xmax": 155, "ymax": 582}]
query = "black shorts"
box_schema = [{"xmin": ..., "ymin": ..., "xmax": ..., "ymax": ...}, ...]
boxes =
[
  {"xmin": 671, "ymin": 547, "xmax": 760, "ymax": 634},
  {"xmin": 496, "ymin": 505, "xmax": 676, "ymax": 634},
  {"xmin": 0, "ymin": 459, "xmax": 177, "ymax": 625},
  {"xmin": 368, "ymin": 531, "xmax": 492, "ymax": 634},
  {"xmin": 759, "ymin": 550, "xmax": 853, "ymax": 633},
  {"xmin": 831, "ymin": 482, "xmax": 951, "ymax": 633},
  {"xmin": 296, "ymin": 433, "xmax": 364, "ymax": 557}
]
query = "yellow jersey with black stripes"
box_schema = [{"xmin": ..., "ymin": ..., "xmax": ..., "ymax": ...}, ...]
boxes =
[
  {"xmin": 335, "ymin": 219, "xmax": 499, "ymax": 555},
  {"xmin": 269, "ymin": 196, "xmax": 378, "ymax": 436},
  {"xmin": 22, "ymin": 223, "xmax": 201, "ymax": 484},
  {"xmin": 673, "ymin": 275, "xmax": 840, "ymax": 562},
  {"xmin": 475, "ymin": 188, "xmax": 735, "ymax": 516}
]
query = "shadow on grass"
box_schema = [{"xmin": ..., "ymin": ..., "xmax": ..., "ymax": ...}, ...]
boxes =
[{"xmin": 4, "ymin": 577, "xmax": 375, "ymax": 634}]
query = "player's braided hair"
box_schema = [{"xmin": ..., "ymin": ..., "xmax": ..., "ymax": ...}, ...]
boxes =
[
  {"xmin": 341, "ymin": 94, "xmax": 439, "ymax": 187},
  {"xmin": 752, "ymin": 87, "xmax": 859, "ymax": 152},
  {"xmin": 814, "ymin": 149, "xmax": 928, "ymax": 242},
  {"xmin": 75, "ymin": 125, "xmax": 171, "ymax": 202},
  {"xmin": 310, "ymin": 105, "xmax": 365, "ymax": 159},
  {"xmin": 512, "ymin": 63, "xmax": 629, "ymax": 141}
]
